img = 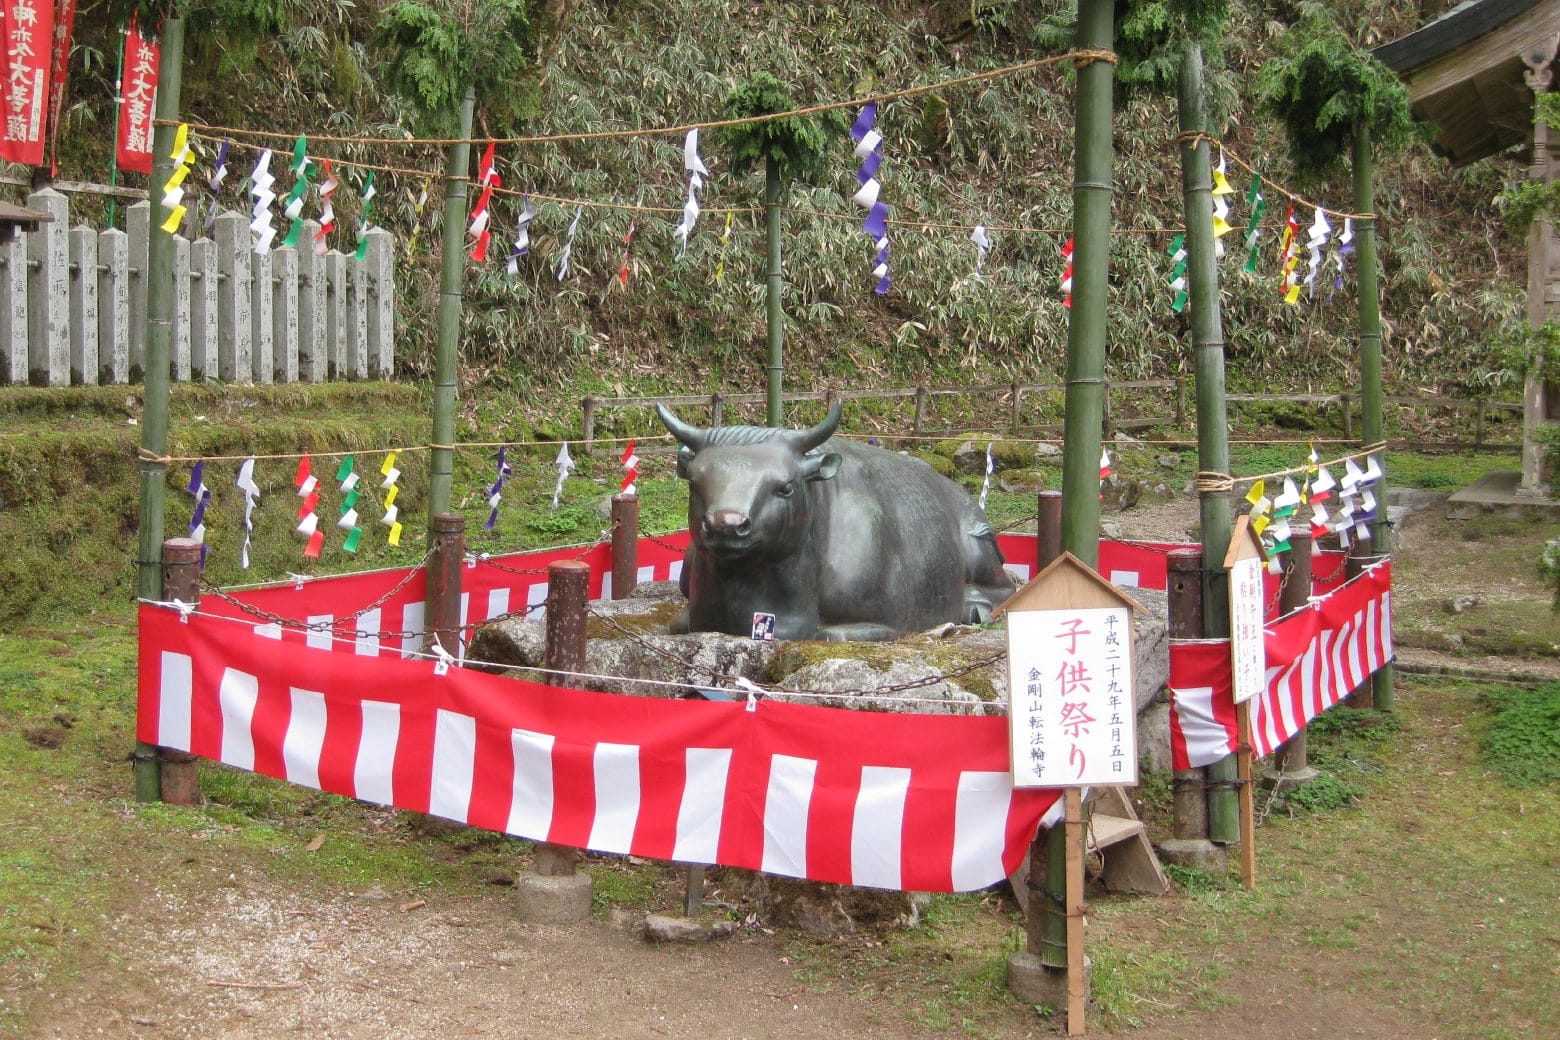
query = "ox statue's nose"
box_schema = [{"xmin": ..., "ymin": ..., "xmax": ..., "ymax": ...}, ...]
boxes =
[{"xmin": 703, "ymin": 508, "xmax": 751, "ymax": 540}]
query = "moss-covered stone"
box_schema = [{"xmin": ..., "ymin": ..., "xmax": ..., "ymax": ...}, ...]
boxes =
[{"xmin": 914, "ymin": 450, "xmax": 957, "ymax": 478}]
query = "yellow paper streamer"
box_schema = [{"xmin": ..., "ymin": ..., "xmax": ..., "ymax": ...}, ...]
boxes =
[{"xmin": 160, "ymin": 124, "xmax": 194, "ymax": 234}]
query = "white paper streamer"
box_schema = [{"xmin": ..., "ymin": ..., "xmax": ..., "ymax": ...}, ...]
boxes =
[
  {"xmin": 236, "ymin": 457, "xmax": 260, "ymax": 569},
  {"xmin": 1304, "ymin": 207, "xmax": 1331, "ymax": 295},
  {"xmin": 552, "ymin": 442, "xmax": 575, "ymax": 509},
  {"xmin": 508, "ymin": 195, "xmax": 535, "ymax": 275},
  {"xmin": 249, "ymin": 149, "xmax": 277, "ymax": 254},
  {"xmin": 557, "ymin": 206, "xmax": 583, "ymax": 281},
  {"xmin": 672, "ymin": 128, "xmax": 708, "ymax": 257},
  {"xmin": 971, "ymin": 224, "xmax": 990, "ymax": 278}
]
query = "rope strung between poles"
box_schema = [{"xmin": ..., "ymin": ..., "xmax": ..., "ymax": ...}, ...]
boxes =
[{"xmin": 161, "ymin": 50, "xmax": 1119, "ymax": 150}]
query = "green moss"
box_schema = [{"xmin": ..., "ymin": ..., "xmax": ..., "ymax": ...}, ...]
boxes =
[
  {"xmin": 915, "ymin": 451, "xmax": 957, "ymax": 478},
  {"xmin": 989, "ymin": 439, "xmax": 1033, "ymax": 470}
]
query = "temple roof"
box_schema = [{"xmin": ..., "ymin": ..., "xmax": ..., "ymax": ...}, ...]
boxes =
[{"xmin": 1376, "ymin": 0, "xmax": 1560, "ymax": 165}]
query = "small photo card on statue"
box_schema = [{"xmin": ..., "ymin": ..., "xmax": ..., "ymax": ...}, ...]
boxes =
[
  {"xmin": 751, "ymin": 612, "xmax": 776, "ymax": 641},
  {"xmin": 994, "ymin": 553, "xmax": 1140, "ymax": 789}
]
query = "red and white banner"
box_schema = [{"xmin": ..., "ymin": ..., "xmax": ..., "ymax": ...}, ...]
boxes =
[
  {"xmin": 44, "ymin": 0, "xmax": 74, "ymax": 173},
  {"xmin": 0, "ymin": 0, "xmax": 54, "ymax": 166},
  {"xmin": 1167, "ymin": 559, "xmax": 1394, "ymax": 769},
  {"xmin": 139, "ymin": 599, "xmax": 1060, "ymax": 892},
  {"xmin": 115, "ymin": 15, "xmax": 157, "ymax": 176}
]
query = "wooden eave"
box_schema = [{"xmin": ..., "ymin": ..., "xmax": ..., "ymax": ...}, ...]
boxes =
[{"xmin": 1377, "ymin": 0, "xmax": 1560, "ymax": 165}]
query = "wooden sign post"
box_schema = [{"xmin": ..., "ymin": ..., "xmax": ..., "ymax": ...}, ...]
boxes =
[
  {"xmin": 1224, "ymin": 514, "xmax": 1266, "ymax": 891},
  {"xmin": 998, "ymin": 552, "xmax": 1142, "ymax": 1038}
]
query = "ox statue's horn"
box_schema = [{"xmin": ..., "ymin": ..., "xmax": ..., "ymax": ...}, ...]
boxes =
[
  {"xmin": 790, "ymin": 401, "xmax": 843, "ymax": 454},
  {"xmin": 656, "ymin": 403, "xmax": 708, "ymax": 450}
]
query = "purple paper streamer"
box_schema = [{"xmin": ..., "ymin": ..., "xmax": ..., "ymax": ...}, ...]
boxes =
[
  {"xmin": 186, "ymin": 460, "xmax": 211, "ymax": 569},
  {"xmin": 851, "ymin": 103, "xmax": 889, "ymax": 294},
  {"xmin": 485, "ymin": 445, "xmax": 512, "ymax": 529}
]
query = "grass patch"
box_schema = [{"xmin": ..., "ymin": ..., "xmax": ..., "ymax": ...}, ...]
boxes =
[{"xmin": 1480, "ymin": 682, "xmax": 1560, "ymax": 787}]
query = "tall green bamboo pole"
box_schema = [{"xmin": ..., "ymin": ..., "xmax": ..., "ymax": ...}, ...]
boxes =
[
  {"xmin": 1353, "ymin": 116, "xmax": 1394, "ymax": 711},
  {"xmin": 1043, "ymin": 0, "xmax": 1114, "ymax": 974},
  {"xmin": 133, "ymin": 16, "xmax": 185, "ymax": 803},
  {"xmin": 428, "ymin": 88, "xmax": 475, "ymax": 531},
  {"xmin": 764, "ymin": 156, "xmax": 783, "ymax": 427},
  {"xmin": 1178, "ymin": 41, "xmax": 1238, "ymax": 843}
]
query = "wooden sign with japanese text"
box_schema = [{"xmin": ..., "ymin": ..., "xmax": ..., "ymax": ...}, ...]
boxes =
[
  {"xmin": 997, "ymin": 553, "xmax": 1141, "ymax": 789},
  {"xmin": 1225, "ymin": 514, "xmax": 1267, "ymax": 705}
]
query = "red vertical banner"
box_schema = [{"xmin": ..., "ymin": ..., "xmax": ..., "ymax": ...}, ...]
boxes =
[
  {"xmin": 115, "ymin": 16, "xmax": 157, "ymax": 175},
  {"xmin": 45, "ymin": 0, "xmax": 76, "ymax": 174},
  {"xmin": 0, "ymin": 0, "xmax": 55, "ymax": 166}
]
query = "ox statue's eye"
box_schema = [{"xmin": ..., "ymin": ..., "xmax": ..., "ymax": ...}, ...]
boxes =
[{"xmin": 776, "ymin": 481, "xmax": 795, "ymax": 499}]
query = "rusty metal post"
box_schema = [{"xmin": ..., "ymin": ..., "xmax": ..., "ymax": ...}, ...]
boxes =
[
  {"xmin": 425, "ymin": 512, "xmax": 465, "ymax": 658},
  {"xmin": 1272, "ymin": 532, "xmax": 1319, "ymax": 780},
  {"xmin": 158, "ymin": 537, "xmax": 203, "ymax": 805},
  {"xmin": 1036, "ymin": 490, "xmax": 1063, "ymax": 570},
  {"xmin": 611, "ymin": 493, "xmax": 639, "ymax": 600},
  {"xmin": 1159, "ymin": 548, "xmax": 1224, "ymax": 871}
]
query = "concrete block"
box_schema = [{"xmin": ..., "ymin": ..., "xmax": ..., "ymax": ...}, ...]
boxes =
[{"xmin": 515, "ymin": 870, "xmax": 593, "ymax": 925}]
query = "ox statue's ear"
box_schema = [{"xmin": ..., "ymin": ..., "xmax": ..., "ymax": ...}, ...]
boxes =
[
  {"xmin": 803, "ymin": 451, "xmax": 842, "ymax": 482},
  {"xmin": 676, "ymin": 445, "xmax": 695, "ymax": 479}
]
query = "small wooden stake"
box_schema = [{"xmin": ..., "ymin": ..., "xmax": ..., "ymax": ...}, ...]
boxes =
[
  {"xmin": 1064, "ymin": 786, "xmax": 1086, "ymax": 1037},
  {"xmin": 1236, "ymin": 701, "xmax": 1256, "ymax": 890}
]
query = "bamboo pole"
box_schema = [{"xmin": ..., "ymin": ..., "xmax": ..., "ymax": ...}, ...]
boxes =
[
  {"xmin": 1044, "ymin": 0, "xmax": 1114, "ymax": 982},
  {"xmin": 1178, "ymin": 39, "xmax": 1240, "ymax": 846},
  {"xmin": 764, "ymin": 156, "xmax": 783, "ymax": 427},
  {"xmin": 429, "ymin": 88, "xmax": 475, "ymax": 530},
  {"xmin": 133, "ymin": 15, "xmax": 184, "ymax": 803},
  {"xmin": 1353, "ymin": 117, "xmax": 1393, "ymax": 712}
]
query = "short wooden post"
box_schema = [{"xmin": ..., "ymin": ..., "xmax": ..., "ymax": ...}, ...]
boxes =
[
  {"xmin": 1037, "ymin": 490, "xmax": 1063, "ymax": 568},
  {"xmin": 1010, "ymin": 381, "xmax": 1023, "ymax": 430},
  {"xmin": 912, "ymin": 385, "xmax": 928, "ymax": 437},
  {"xmin": 1475, "ymin": 401, "xmax": 1486, "ymax": 446},
  {"xmin": 425, "ymin": 512, "xmax": 465, "ymax": 658},
  {"xmin": 611, "ymin": 493, "xmax": 639, "ymax": 600},
  {"xmin": 1160, "ymin": 549, "xmax": 1224, "ymax": 872},
  {"xmin": 1174, "ymin": 375, "xmax": 1187, "ymax": 427},
  {"xmin": 159, "ymin": 537, "xmax": 203, "ymax": 805},
  {"xmin": 1271, "ymin": 532, "xmax": 1318, "ymax": 780},
  {"xmin": 515, "ymin": 559, "xmax": 595, "ymax": 922},
  {"xmin": 1166, "ymin": 549, "xmax": 1208, "ymax": 840},
  {"xmin": 538, "ymin": 559, "xmax": 589, "ymax": 877},
  {"xmin": 1340, "ymin": 393, "xmax": 1354, "ymax": 439},
  {"xmin": 580, "ymin": 395, "xmax": 597, "ymax": 455},
  {"xmin": 710, "ymin": 392, "xmax": 725, "ymax": 427}
]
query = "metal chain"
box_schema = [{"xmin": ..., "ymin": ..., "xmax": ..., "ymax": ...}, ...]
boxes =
[
  {"xmin": 472, "ymin": 536, "xmax": 605, "ymax": 577},
  {"xmin": 196, "ymin": 548, "xmax": 436, "ymax": 637}
]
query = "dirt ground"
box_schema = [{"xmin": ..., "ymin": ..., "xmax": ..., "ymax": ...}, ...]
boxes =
[{"xmin": 17, "ymin": 490, "xmax": 1557, "ymax": 1040}]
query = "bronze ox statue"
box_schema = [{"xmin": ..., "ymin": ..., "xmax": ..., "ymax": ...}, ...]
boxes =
[{"xmin": 656, "ymin": 402, "xmax": 1016, "ymax": 641}]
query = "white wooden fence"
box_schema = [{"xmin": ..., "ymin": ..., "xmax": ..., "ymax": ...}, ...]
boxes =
[{"xmin": 1, "ymin": 188, "xmax": 396, "ymax": 387}]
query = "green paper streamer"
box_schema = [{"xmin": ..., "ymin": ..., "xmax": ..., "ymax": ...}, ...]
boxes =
[
  {"xmin": 343, "ymin": 527, "xmax": 363, "ymax": 553},
  {"xmin": 335, "ymin": 455, "xmax": 354, "ymax": 481},
  {"xmin": 341, "ymin": 489, "xmax": 360, "ymax": 514}
]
